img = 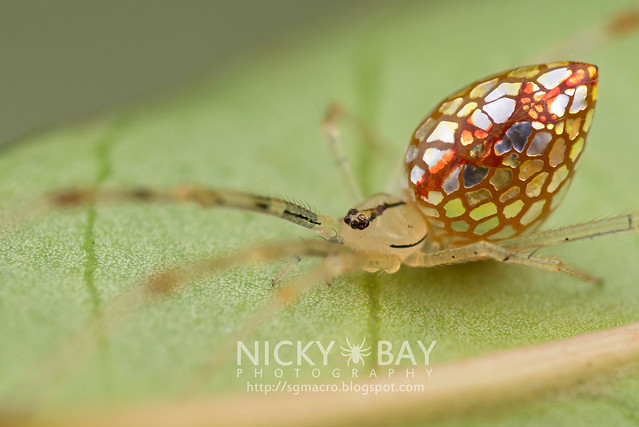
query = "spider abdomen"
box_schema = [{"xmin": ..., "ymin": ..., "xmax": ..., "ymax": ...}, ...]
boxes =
[{"xmin": 405, "ymin": 62, "xmax": 598, "ymax": 245}]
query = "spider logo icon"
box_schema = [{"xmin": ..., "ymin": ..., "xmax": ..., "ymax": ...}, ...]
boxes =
[{"xmin": 340, "ymin": 338, "xmax": 372, "ymax": 366}]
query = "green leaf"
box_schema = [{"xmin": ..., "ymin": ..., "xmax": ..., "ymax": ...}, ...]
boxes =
[{"xmin": 1, "ymin": 1, "xmax": 639, "ymax": 424}]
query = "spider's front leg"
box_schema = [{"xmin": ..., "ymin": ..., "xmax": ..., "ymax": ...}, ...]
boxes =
[
  {"xmin": 322, "ymin": 102, "xmax": 405, "ymax": 195},
  {"xmin": 321, "ymin": 103, "xmax": 366, "ymax": 203},
  {"xmin": 404, "ymin": 240, "xmax": 600, "ymax": 283}
]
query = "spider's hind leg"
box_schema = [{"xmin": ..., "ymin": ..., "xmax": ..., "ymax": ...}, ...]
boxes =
[
  {"xmin": 499, "ymin": 212, "xmax": 639, "ymax": 252},
  {"xmin": 528, "ymin": 7, "xmax": 639, "ymax": 63},
  {"xmin": 404, "ymin": 240, "xmax": 601, "ymax": 283}
]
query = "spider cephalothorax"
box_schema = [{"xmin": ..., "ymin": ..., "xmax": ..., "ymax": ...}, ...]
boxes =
[{"xmin": 338, "ymin": 194, "xmax": 428, "ymax": 267}]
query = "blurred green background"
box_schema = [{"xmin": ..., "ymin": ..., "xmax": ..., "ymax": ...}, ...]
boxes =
[{"xmin": 0, "ymin": 0, "xmax": 383, "ymax": 145}]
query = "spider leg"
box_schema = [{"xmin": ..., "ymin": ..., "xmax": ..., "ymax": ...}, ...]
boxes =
[
  {"xmin": 383, "ymin": 157, "xmax": 406, "ymax": 195},
  {"xmin": 498, "ymin": 212, "xmax": 639, "ymax": 251},
  {"xmin": 322, "ymin": 104, "xmax": 366, "ymax": 202},
  {"xmin": 323, "ymin": 103, "xmax": 389, "ymax": 155},
  {"xmin": 322, "ymin": 102, "xmax": 398, "ymax": 200},
  {"xmin": 322, "ymin": 102, "xmax": 405, "ymax": 196},
  {"xmin": 167, "ymin": 242, "xmax": 401, "ymax": 394},
  {"xmin": 41, "ymin": 186, "xmax": 341, "ymax": 241},
  {"xmin": 528, "ymin": 7, "xmax": 639, "ymax": 63},
  {"xmin": 143, "ymin": 240, "xmax": 400, "ymax": 297},
  {"xmin": 404, "ymin": 241, "xmax": 600, "ymax": 283},
  {"xmin": 271, "ymin": 255, "xmax": 302, "ymax": 286},
  {"xmin": 25, "ymin": 239, "xmax": 400, "ymax": 402},
  {"xmin": 43, "ymin": 186, "xmax": 342, "ymax": 286}
]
